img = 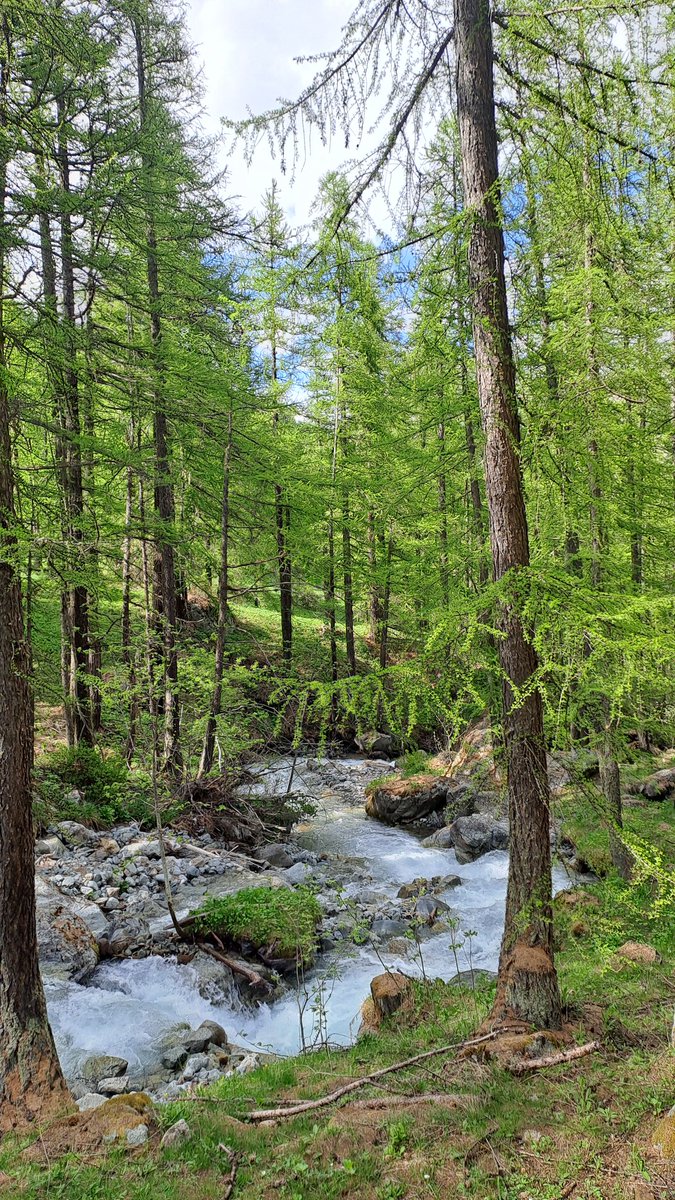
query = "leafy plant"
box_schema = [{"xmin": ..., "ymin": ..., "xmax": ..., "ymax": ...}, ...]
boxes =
[
  {"xmin": 193, "ymin": 885, "xmax": 322, "ymax": 964},
  {"xmin": 34, "ymin": 745, "xmax": 152, "ymax": 829}
]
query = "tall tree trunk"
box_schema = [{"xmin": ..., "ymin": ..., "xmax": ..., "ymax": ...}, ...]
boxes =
[
  {"xmin": 325, "ymin": 518, "xmax": 338, "ymax": 685},
  {"xmin": 199, "ymin": 407, "xmax": 233, "ymax": 777},
  {"xmin": 438, "ymin": 419, "xmax": 450, "ymax": 606},
  {"xmin": 133, "ymin": 14, "xmax": 180, "ymax": 773},
  {"xmin": 55, "ymin": 97, "xmax": 92, "ymax": 746},
  {"xmin": 378, "ymin": 530, "xmax": 393, "ymax": 670},
  {"xmin": 454, "ymin": 0, "xmax": 561, "ymax": 1029},
  {"xmin": 0, "ymin": 20, "xmax": 71, "ymax": 1128},
  {"xmin": 271, "ymin": 341, "xmax": 293, "ymax": 666},
  {"xmin": 342, "ymin": 488, "xmax": 356, "ymax": 675},
  {"xmin": 367, "ymin": 510, "xmax": 383, "ymax": 642}
]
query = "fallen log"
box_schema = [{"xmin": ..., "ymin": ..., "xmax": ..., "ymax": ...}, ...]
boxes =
[
  {"xmin": 200, "ymin": 944, "xmax": 273, "ymax": 993},
  {"xmin": 509, "ymin": 1040, "xmax": 601, "ymax": 1075},
  {"xmin": 243, "ymin": 1032, "xmax": 497, "ymax": 1122}
]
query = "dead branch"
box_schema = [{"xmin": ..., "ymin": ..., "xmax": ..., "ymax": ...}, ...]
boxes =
[
  {"xmin": 244, "ymin": 1032, "xmax": 497, "ymax": 1122},
  {"xmin": 509, "ymin": 1040, "xmax": 601, "ymax": 1075},
  {"xmin": 346, "ymin": 1092, "xmax": 473, "ymax": 1112},
  {"xmin": 200, "ymin": 944, "xmax": 273, "ymax": 993},
  {"xmin": 218, "ymin": 1144, "xmax": 239, "ymax": 1200}
]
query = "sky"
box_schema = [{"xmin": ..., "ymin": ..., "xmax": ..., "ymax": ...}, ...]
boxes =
[{"xmin": 187, "ymin": 0, "xmax": 363, "ymax": 228}]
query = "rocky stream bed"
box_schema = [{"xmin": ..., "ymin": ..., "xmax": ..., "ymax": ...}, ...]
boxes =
[{"xmin": 36, "ymin": 754, "xmax": 579, "ymax": 1111}]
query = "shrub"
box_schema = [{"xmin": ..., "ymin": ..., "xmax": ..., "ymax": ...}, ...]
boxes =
[
  {"xmin": 34, "ymin": 745, "xmax": 153, "ymax": 829},
  {"xmin": 193, "ymin": 885, "xmax": 322, "ymax": 965}
]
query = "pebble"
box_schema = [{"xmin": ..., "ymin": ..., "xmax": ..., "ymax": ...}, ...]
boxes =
[{"xmin": 126, "ymin": 1124, "xmax": 149, "ymax": 1147}]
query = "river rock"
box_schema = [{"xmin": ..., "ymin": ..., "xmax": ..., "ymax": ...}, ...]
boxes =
[
  {"xmin": 55, "ymin": 820, "xmax": 101, "ymax": 849},
  {"xmin": 161, "ymin": 1045, "xmax": 188, "ymax": 1072},
  {"xmin": 450, "ymin": 813, "xmax": 509, "ymax": 863},
  {"xmin": 36, "ymin": 835, "xmax": 68, "ymax": 859},
  {"xmin": 413, "ymin": 894, "xmax": 449, "ymax": 923},
  {"xmin": 101, "ymin": 915, "xmax": 151, "ymax": 957},
  {"xmin": 82, "ymin": 1055, "xmax": 128, "ymax": 1086},
  {"xmin": 184, "ymin": 949, "xmax": 236, "ymax": 1003},
  {"xmin": 254, "ymin": 843, "xmax": 294, "ymax": 869},
  {"xmin": 161, "ymin": 1119, "xmax": 191, "ymax": 1149},
  {"xmin": 183, "ymin": 1020, "xmax": 228, "ymax": 1053},
  {"xmin": 421, "ymin": 826, "xmax": 455, "ymax": 849},
  {"xmin": 355, "ymin": 731, "xmax": 395, "ymax": 756},
  {"xmin": 371, "ymin": 918, "xmax": 408, "ymax": 938},
  {"xmin": 77, "ymin": 1093, "xmax": 108, "ymax": 1112},
  {"xmin": 365, "ymin": 775, "xmax": 473, "ymax": 826},
  {"xmin": 99, "ymin": 1075, "xmax": 130, "ymax": 1095},
  {"xmin": 284, "ymin": 861, "xmax": 310, "ymax": 885},
  {"xmin": 36, "ymin": 896, "xmax": 99, "ymax": 982}
]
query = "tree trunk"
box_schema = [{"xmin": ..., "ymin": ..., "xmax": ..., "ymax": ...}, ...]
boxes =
[
  {"xmin": 133, "ymin": 13, "xmax": 180, "ymax": 773},
  {"xmin": 199, "ymin": 407, "xmax": 233, "ymax": 777},
  {"xmin": 438, "ymin": 420, "xmax": 450, "ymax": 606},
  {"xmin": 342, "ymin": 489, "xmax": 356, "ymax": 675},
  {"xmin": 367, "ymin": 510, "xmax": 383, "ymax": 642},
  {"xmin": 454, "ymin": 0, "xmax": 561, "ymax": 1029},
  {"xmin": 325, "ymin": 518, "xmax": 339, "ymax": 685},
  {"xmin": 379, "ymin": 531, "xmax": 393, "ymax": 670},
  {"xmin": 0, "ymin": 22, "xmax": 71, "ymax": 1128}
]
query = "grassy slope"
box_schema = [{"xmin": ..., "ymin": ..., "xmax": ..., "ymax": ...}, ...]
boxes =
[{"xmin": 4, "ymin": 846, "xmax": 675, "ymax": 1200}]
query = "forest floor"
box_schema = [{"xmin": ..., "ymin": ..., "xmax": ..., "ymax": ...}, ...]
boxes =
[{"xmin": 3, "ymin": 844, "xmax": 675, "ymax": 1200}]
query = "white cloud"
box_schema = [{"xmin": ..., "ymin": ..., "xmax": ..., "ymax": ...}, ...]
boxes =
[{"xmin": 188, "ymin": 0, "xmax": 357, "ymax": 226}]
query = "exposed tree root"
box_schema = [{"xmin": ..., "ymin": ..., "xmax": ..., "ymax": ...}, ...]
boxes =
[{"xmin": 508, "ymin": 1040, "xmax": 601, "ymax": 1074}]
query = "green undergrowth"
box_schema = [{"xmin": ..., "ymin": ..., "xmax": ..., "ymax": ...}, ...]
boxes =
[
  {"xmin": 33, "ymin": 744, "xmax": 154, "ymax": 830},
  {"xmin": 557, "ymin": 774, "xmax": 675, "ymax": 878},
  {"xmin": 3, "ymin": 869, "xmax": 675, "ymax": 1200},
  {"xmin": 193, "ymin": 885, "xmax": 323, "ymax": 965}
]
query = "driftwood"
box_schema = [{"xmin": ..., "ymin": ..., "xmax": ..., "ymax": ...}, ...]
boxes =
[
  {"xmin": 200, "ymin": 944, "xmax": 273, "ymax": 993},
  {"xmin": 243, "ymin": 1032, "xmax": 497, "ymax": 1122},
  {"xmin": 509, "ymin": 1040, "xmax": 601, "ymax": 1075}
]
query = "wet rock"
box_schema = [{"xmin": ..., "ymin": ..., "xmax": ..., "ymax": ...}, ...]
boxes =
[
  {"xmin": 183, "ymin": 1020, "xmax": 228, "ymax": 1054},
  {"xmin": 101, "ymin": 915, "xmax": 151, "ymax": 957},
  {"xmin": 55, "ymin": 821, "xmax": 101, "ymax": 849},
  {"xmin": 366, "ymin": 775, "xmax": 472, "ymax": 826},
  {"xmin": 161, "ymin": 1119, "xmax": 191, "ymax": 1149},
  {"xmin": 371, "ymin": 918, "xmax": 408, "ymax": 938},
  {"xmin": 254, "ymin": 843, "xmax": 294, "ymax": 869},
  {"xmin": 413, "ymin": 894, "xmax": 449, "ymax": 923},
  {"xmin": 82, "ymin": 1055, "xmax": 128, "ymax": 1086},
  {"xmin": 450, "ymin": 813, "xmax": 509, "ymax": 863},
  {"xmin": 183, "ymin": 949, "xmax": 236, "ymax": 1004},
  {"xmin": 126, "ymin": 1123, "xmax": 148, "ymax": 1147},
  {"xmin": 182, "ymin": 1053, "xmax": 209, "ymax": 1079},
  {"xmin": 77, "ymin": 1093, "xmax": 108, "ymax": 1112},
  {"xmin": 99, "ymin": 1075, "xmax": 130, "ymax": 1095},
  {"xmin": 397, "ymin": 878, "xmax": 434, "ymax": 899},
  {"xmin": 421, "ymin": 826, "xmax": 455, "ymax": 849},
  {"xmin": 161, "ymin": 1045, "xmax": 188, "ymax": 1072}
]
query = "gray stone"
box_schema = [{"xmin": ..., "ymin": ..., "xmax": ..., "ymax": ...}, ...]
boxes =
[
  {"xmin": 36, "ymin": 889, "xmax": 99, "ymax": 983},
  {"xmin": 126, "ymin": 1124, "xmax": 149, "ymax": 1147},
  {"xmin": 98, "ymin": 1075, "xmax": 130, "ymax": 1095},
  {"xmin": 182, "ymin": 1053, "xmax": 209, "ymax": 1079},
  {"xmin": 160, "ymin": 1119, "xmax": 191, "ymax": 1149},
  {"xmin": 448, "ymin": 969, "xmax": 498, "ymax": 988},
  {"xmin": 254, "ymin": 843, "xmax": 294, "ymax": 869},
  {"xmin": 82, "ymin": 1054, "xmax": 128, "ymax": 1085},
  {"xmin": 450, "ymin": 813, "xmax": 509, "ymax": 863},
  {"xmin": 182, "ymin": 1020, "xmax": 228, "ymax": 1054},
  {"xmin": 371, "ymin": 918, "xmax": 408, "ymax": 938},
  {"xmin": 365, "ymin": 776, "xmax": 474, "ymax": 827},
  {"xmin": 235, "ymin": 1053, "xmax": 260, "ymax": 1075},
  {"xmin": 355, "ymin": 731, "xmax": 395, "ymax": 756},
  {"xmin": 55, "ymin": 821, "xmax": 101, "ymax": 848},
  {"xmin": 284, "ymin": 861, "xmax": 310, "ymax": 886},
  {"xmin": 161, "ymin": 1045, "xmax": 188, "ymax": 1072},
  {"xmin": 36, "ymin": 835, "xmax": 68, "ymax": 859},
  {"xmin": 414, "ymin": 894, "xmax": 450, "ymax": 922},
  {"xmin": 421, "ymin": 826, "xmax": 455, "ymax": 849},
  {"xmin": 76, "ymin": 1092, "xmax": 107, "ymax": 1112}
]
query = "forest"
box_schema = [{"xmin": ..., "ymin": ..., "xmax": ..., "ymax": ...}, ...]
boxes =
[{"xmin": 0, "ymin": 0, "xmax": 674, "ymax": 1197}]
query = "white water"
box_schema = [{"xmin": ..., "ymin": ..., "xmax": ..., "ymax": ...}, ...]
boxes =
[{"xmin": 45, "ymin": 759, "xmax": 575, "ymax": 1079}]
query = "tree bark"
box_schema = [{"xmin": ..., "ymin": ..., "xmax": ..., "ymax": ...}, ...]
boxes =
[
  {"xmin": 0, "ymin": 19, "xmax": 71, "ymax": 1128},
  {"xmin": 438, "ymin": 420, "xmax": 450, "ymax": 605},
  {"xmin": 199, "ymin": 406, "xmax": 233, "ymax": 776},
  {"xmin": 454, "ymin": 0, "xmax": 561, "ymax": 1029}
]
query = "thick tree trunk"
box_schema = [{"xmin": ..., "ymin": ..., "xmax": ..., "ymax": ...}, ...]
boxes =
[
  {"xmin": 367, "ymin": 510, "xmax": 383, "ymax": 642},
  {"xmin": 325, "ymin": 518, "xmax": 339, "ymax": 685},
  {"xmin": 438, "ymin": 420, "xmax": 450, "ymax": 606},
  {"xmin": 454, "ymin": 0, "xmax": 561, "ymax": 1029},
  {"xmin": 342, "ymin": 490, "xmax": 357, "ymax": 675},
  {"xmin": 200, "ymin": 408, "xmax": 233, "ymax": 777},
  {"xmin": 378, "ymin": 531, "xmax": 393, "ymax": 670},
  {"xmin": 0, "ymin": 25, "xmax": 71, "ymax": 1127}
]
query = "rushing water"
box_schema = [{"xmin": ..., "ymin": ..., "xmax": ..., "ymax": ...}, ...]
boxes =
[{"xmin": 45, "ymin": 758, "xmax": 575, "ymax": 1080}]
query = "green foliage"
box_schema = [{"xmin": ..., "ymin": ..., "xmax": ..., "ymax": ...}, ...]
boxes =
[
  {"xmin": 193, "ymin": 885, "xmax": 322, "ymax": 964},
  {"xmin": 33, "ymin": 745, "xmax": 152, "ymax": 829}
]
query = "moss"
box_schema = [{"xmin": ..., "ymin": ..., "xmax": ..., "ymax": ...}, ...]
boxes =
[{"xmin": 193, "ymin": 885, "xmax": 322, "ymax": 964}]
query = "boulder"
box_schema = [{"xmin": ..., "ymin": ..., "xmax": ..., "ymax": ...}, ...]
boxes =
[
  {"xmin": 413, "ymin": 894, "xmax": 449, "ymax": 923},
  {"xmin": 371, "ymin": 918, "xmax": 408, "ymax": 938},
  {"xmin": 35, "ymin": 835, "xmax": 68, "ymax": 859},
  {"xmin": 82, "ymin": 1055, "xmax": 128, "ymax": 1087},
  {"xmin": 284, "ymin": 861, "xmax": 310, "ymax": 886},
  {"xmin": 615, "ymin": 941, "xmax": 660, "ymax": 965},
  {"xmin": 99, "ymin": 1075, "xmax": 130, "ymax": 1095},
  {"xmin": 365, "ymin": 775, "xmax": 474, "ymax": 826},
  {"xmin": 448, "ymin": 969, "xmax": 497, "ymax": 988},
  {"xmin": 450, "ymin": 813, "xmax": 509, "ymax": 863},
  {"xmin": 100, "ymin": 915, "xmax": 151, "ymax": 957},
  {"xmin": 421, "ymin": 826, "xmax": 455, "ymax": 849},
  {"xmin": 161, "ymin": 1045, "xmax": 188, "ymax": 1072},
  {"xmin": 640, "ymin": 768, "xmax": 675, "ymax": 801},
  {"xmin": 253, "ymin": 843, "xmax": 294, "ymax": 869},
  {"xmin": 355, "ymin": 731, "xmax": 395, "ymax": 756},
  {"xmin": 55, "ymin": 821, "xmax": 101, "ymax": 849},
  {"xmin": 161, "ymin": 1119, "xmax": 192, "ymax": 1149},
  {"xmin": 126, "ymin": 1123, "xmax": 148, "ymax": 1147},
  {"xmin": 182, "ymin": 1020, "xmax": 228, "ymax": 1054},
  {"xmin": 76, "ymin": 1093, "xmax": 107, "ymax": 1112},
  {"xmin": 36, "ymin": 897, "xmax": 99, "ymax": 982}
]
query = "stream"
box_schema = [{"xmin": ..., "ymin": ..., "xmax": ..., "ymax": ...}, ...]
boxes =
[{"xmin": 45, "ymin": 757, "xmax": 575, "ymax": 1085}]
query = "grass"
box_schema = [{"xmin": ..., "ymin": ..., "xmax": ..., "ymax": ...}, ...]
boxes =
[
  {"xmin": 3, "ymin": 865, "xmax": 675, "ymax": 1200},
  {"xmin": 193, "ymin": 886, "xmax": 323, "ymax": 965}
]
